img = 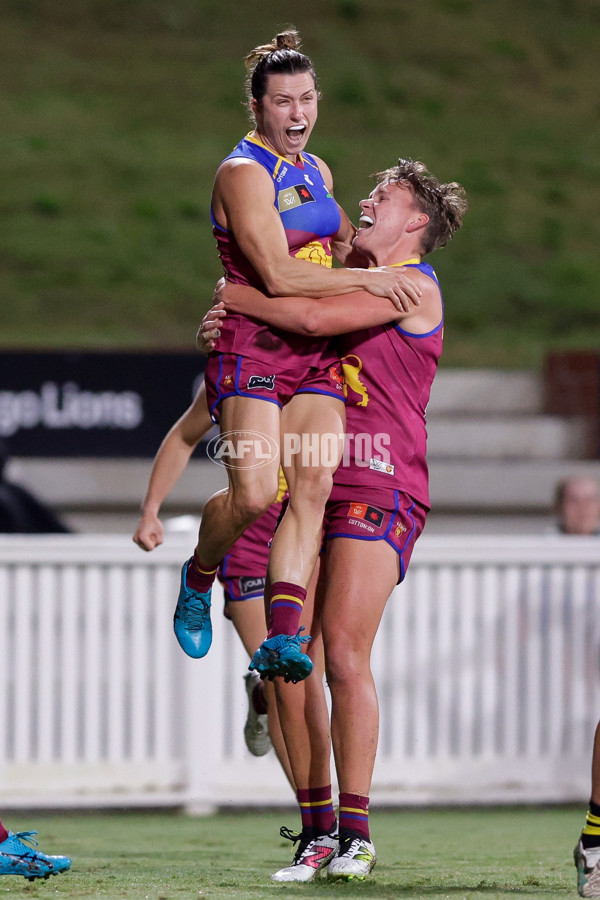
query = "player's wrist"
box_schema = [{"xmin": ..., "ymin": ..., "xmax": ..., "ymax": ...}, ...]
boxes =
[
  {"xmin": 140, "ymin": 503, "xmax": 160, "ymax": 517},
  {"xmin": 345, "ymin": 268, "xmax": 374, "ymax": 294}
]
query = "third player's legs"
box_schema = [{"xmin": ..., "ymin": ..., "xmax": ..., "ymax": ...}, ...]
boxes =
[{"xmin": 226, "ymin": 596, "xmax": 294, "ymax": 788}]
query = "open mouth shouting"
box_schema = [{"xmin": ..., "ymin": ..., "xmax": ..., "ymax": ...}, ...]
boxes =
[{"xmin": 286, "ymin": 124, "xmax": 307, "ymax": 143}]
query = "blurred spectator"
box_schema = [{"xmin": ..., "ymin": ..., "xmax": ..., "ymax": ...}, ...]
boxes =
[
  {"xmin": 0, "ymin": 441, "xmax": 71, "ymax": 533},
  {"xmin": 554, "ymin": 476, "xmax": 600, "ymax": 536}
]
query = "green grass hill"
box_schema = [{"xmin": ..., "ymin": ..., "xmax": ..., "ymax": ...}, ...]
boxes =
[{"xmin": 2, "ymin": 0, "xmax": 600, "ymax": 366}]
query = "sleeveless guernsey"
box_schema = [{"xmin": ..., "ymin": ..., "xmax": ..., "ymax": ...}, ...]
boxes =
[
  {"xmin": 212, "ymin": 133, "xmax": 341, "ymax": 368},
  {"xmin": 334, "ymin": 260, "xmax": 443, "ymax": 509}
]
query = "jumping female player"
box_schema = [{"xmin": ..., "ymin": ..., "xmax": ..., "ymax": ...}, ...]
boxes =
[{"xmin": 173, "ymin": 30, "xmax": 420, "ymax": 686}]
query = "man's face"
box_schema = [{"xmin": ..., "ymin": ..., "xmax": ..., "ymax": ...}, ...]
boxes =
[
  {"xmin": 560, "ymin": 479, "xmax": 600, "ymax": 535},
  {"xmin": 352, "ymin": 181, "xmax": 423, "ymax": 262},
  {"xmin": 252, "ymin": 72, "xmax": 318, "ymax": 161}
]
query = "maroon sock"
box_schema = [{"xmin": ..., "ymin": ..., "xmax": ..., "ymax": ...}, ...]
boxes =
[
  {"xmin": 0, "ymin": 819, "xmax": 8, "ymax": 843},
  {"xmin": 252, "ymin": 680, "xmax": 268, "ymax": 715},
  {"xmin": 297, "ymin": 785, "xmax": 336, "ymax": 835},
  {"xmin": 267, "ymin": 581, "xmax": 306, "ymax": 638},
  {"xmin": 339, "ymin": 792, "xmax": 370, "ymax": 841},
  {"xmin": 185, "ymin": 551, "xmax": 218, "ymax": 593}
]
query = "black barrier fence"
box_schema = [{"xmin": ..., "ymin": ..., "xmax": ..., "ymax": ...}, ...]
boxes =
[
  {"xmin": 0, "ymin": 351, "xmax": 209, "ymax": 458},
  {"xmin": 543, "ymin": 350, "xmax": 600, "ymax": 459}
]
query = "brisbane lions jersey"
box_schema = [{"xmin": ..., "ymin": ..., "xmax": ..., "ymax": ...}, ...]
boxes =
[
  {"xmin": 211, "ymin": 133, "xmax": 341, "ymax": 367},
  {"xmin": 333, "ymin": 260, "xmax": 443, "ymax": 509}
]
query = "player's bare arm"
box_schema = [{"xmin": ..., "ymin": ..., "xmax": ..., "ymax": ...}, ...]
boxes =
[
  {"xmin": 202, "ymin": 273, "xmax": 439, "ymax": 344},
  {"xmin": 214, "ymin": 158, "xmax": 424, "ymax": 304},
  {"xmin": 311, "ymin": 154, "xmax": 358, "ymax": 265},
  {"xmin": 133, "ymin": 385, "xmax": 213, "ymax": 551}
]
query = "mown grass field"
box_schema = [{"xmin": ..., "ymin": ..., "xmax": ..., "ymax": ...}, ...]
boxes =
[
  {"xmin": 2, "ymin": 0, "xmax": 600, "ymax": 366},
  {"xmin": 0, "ymin": 807, "xmax": 585, "ymax": 899}
]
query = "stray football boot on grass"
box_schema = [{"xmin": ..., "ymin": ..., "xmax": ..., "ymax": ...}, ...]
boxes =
[
  {"xmin": 173, "ymin": 560, "xmax": 212, "ymax": 658},
  {"xmin": 0, "ymin": 831, "xmax": 71, "ymax": 881},
  {"xmin": 249, "ymin": 628, "xmax": 312, "ymax": 683},
  {"xmin": 271, "ymin": 825, "xmax": 339, "ymax": 883},
  {"xmin": 575, "ymin": 840, "xmax": 600, "ymax": 897}
]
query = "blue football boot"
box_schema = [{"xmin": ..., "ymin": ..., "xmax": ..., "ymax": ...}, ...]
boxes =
[
  {"xmin": 173, "ymin": 560, "xmax": 212, "ymax": 658},
  {"xmin": 249, "ymin": 628, "xmax": 313, "ymax": 683},
  {"xmin": 0, "ymin": 831, "xmax": 71, "ymax": 881}
]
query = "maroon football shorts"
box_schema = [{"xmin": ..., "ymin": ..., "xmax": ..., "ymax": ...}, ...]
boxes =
[
  {"xmin": 205, "ymin": 353, "xmax": 345, "ymax": 421},
  {"xmin": 322, "ymin": 483, "xmax": 428, "ymax": 583}
]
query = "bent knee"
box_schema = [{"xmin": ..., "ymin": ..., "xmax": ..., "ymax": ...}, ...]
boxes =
[
  {"xmin": 325, "ymin": 649, "xmax": 364, "ymax": 687},
  {"xmin": 229, "ymin": 482, "xmax": 279, "ymax": 524},
  {"xmin": 291, "ymin": 468, "xmax": 335, "ymax": 508}
]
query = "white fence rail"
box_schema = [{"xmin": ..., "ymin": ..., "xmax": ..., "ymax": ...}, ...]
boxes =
[{"xmin": 1, "ymin": 533, "xmax": 599, "ymax": 810}]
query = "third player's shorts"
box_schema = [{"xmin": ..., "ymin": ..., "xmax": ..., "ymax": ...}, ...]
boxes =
[
  {"xmin": 205, "ymin": 353, "xmax": 345, "ymax": 421},
  {"xmin": 322, "ymin": 483, "xmax": 428, "ymax": 583}
]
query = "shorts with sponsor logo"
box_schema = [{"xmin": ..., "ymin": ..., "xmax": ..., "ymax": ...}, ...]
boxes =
[
  {"xmin": 218, "ymin": 500, "xmax": 282, "ymax": 607},
  {"xmin": 322, "ymin": 483, "xmax": 428, "ymax": 584},
  {"xmin": 205, "ymin": 352, "xmax": 345, "ymax": 422}
]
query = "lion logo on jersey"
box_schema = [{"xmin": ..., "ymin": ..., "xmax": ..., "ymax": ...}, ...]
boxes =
[
  {"xmin": 341, "ymin": 354, "xmax": 369, "ymax": 407},
  {"xmin": 294, "ymin": 240, "xmax": 332, "ymax": 268}
]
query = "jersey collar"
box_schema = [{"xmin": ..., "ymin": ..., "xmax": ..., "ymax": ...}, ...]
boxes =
[
  {"xmin": 245, "ymin": 132, "xmax": 306, "ymax": 169},
  {"xmin": 368, "ymin": 258, "xmax": 421, "ymax": 269}
]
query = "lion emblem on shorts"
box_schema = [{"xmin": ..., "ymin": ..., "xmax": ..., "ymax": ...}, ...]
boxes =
[{"xmin": 341, "ymin": 354, "xmax": 369, "ymax": 407}]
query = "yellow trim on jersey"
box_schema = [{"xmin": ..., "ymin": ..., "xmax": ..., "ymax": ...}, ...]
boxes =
[
  {"xmin": 370, "ymin": 258, "xmax": 439, "ymax": 282},
  {"xmin": 244, "ymin": 131, "xmax": 310, "ymax": 175},
  {"xmin": 369, "ymin": 258, "xmax": 421, "ymax": 269}
]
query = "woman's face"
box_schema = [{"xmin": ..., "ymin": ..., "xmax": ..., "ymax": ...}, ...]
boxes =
[
  {"xmin": 559, "ymin": 479, "xmax": 600, "ymax": 534},
  {"xmin": 252, "ymin": 71, "xmax": 318, "ymax": 161}
]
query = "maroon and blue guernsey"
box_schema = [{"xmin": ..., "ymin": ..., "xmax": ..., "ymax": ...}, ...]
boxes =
[
  {"xmin": 334, "ymin": 260, "xmax": 443, "ymax": 510},
  {"xmin": 212, "ymin": 133, "xmax": 341, "ymax": 368}
]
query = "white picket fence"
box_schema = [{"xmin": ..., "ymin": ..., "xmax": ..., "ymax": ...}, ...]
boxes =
[{"xmin": 0, "ymin": 532, "xmax": 599, "ymax": 811}]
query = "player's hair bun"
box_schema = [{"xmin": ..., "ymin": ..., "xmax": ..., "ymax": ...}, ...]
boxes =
[
  {"xmin": 275, "ymin": 30, "xmax": 301, "ymax": 51},
  {"xmin": 245, "ymin": 29, "xmax": 301, "ymax": 71}
]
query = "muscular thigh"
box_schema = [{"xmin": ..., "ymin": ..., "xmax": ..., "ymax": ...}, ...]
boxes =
[
  {"xmin": 321, "ymin": 537, "xmax": 399, "ymax": 654},
  {"xmin": 281, "ymin": 393, "xmax": 345, "ymax": 492},
  {"xmin": 218, "ymin": 394, "xmax": 281, "ymax": 496}
]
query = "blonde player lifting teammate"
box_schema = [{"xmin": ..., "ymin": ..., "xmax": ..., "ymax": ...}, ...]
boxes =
[{"xmin": 201, "ymin": 158, "xmax": 467, "ymax": 882}]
